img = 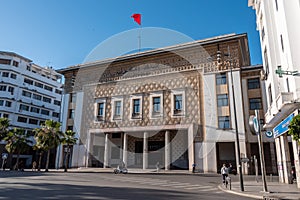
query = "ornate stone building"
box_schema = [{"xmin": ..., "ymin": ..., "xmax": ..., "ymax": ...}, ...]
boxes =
[{"xmin": 56, "ymin": 33, "xmax": 272, "ymax": 173}]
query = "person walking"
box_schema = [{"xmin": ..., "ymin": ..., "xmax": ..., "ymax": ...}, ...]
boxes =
[
  {"xmin": 32, "ymin": 161, "xmax": 37, "ymax": 171},
  {"xmin": 221, "ymin": 164, "xmax": 229, "ymax": 185}
]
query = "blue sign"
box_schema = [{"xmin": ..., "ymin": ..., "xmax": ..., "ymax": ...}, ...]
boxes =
[{"xmin": 273, "ymin": 113, "xmax": 294, "ymax": 138}]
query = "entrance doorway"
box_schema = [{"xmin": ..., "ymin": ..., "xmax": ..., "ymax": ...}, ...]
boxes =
[{"xmin": 216, "ymin": 142, "xmax": 236, "ymax": 173}]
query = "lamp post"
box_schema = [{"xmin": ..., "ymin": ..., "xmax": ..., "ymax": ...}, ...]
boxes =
[
  {"xmin": 229, "ymin": 61, "xmax": 245, "ymax": 192},
  {"xmin": 216, "ymin": 48, "xmax": 244, "ymax": 191}
]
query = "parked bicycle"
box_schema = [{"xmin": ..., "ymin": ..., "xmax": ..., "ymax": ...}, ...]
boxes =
[{"xmin": 114, "ymin": 165, "xmax": 128, "ymax": 174}]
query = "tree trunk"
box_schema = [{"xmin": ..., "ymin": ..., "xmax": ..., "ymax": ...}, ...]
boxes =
[
  {"xmin": 15, "ymin": 149, "xmax": 21, "ymax": 170},
  {"xmin": 64, "ymin": 146, "xmax": 69, "ymax": 172},
  {"xmin": 45, "ymin": 149, "xmax": 50, "ymax": 172},
  {"xmin": 38, "ymin": 151, "xmax": 43, "ymax": 171}
]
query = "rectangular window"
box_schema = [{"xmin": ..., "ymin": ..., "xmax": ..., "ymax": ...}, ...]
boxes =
[
  {"xmin": 52, "ymin": 112, "xmax": 60, "ymax": 118},
  {"xmin": 2, "ymin": 72, "xmax": 9, "ymax": 77},
  {"xmin": 5, "ymin": 101, "xmax": 11, "ymax": 107},
  {"xmin": 55, "ymin": 89, "xmax": 62, "ymax": 95},
  {"xmin": 133, "ymin": 99, "xmax": 140, "ymax": 116},
  {"xmin": 249, "ymin": 98, "xmax": 262, "ymax": 110},
  {"xmin": 34, "ymin": 82, "xmax": 43, "ymax": 88},
  {"xmin": 0, "ymin": 100, "xmax": 4, "ymax": 106},
  {"xmin": 0, "ymin": 85, "xmax": 7, "ymax": 91},
  {"xmin": 19, "ymin": 104, "xmax": 29, "ymax": 111},
  {"xmin": 26, "ymin": 65, "xmax": 31, "ymax": 71},
  {"xmin": 264, "ymin": 48, "xmax": 269, "ymax": 79},
  {"xmin": 218, "ymin": 116, "xmax": 230, "ymax": 129},
  {"xmin": 112, "ymin": 133, "xmax": 121, "ymax": 138},
  {"xmin": 8, "ymin": 86, "xmax": 14, "ymax": 94},
  {"xmin": 30, "ymin": 107, "xmax": 40, "ymax": 114},
  {"xmin": 33, "ymin": 94, "xmax": 42, "ymax": 100},
  {"xmin": 40, "ymin": 120, "xmax": 45, "ymax": 125},
  {"xmin": 114, "ymin": 101, "xmax": 122, "ymax": 118},
  {"xmin": 97, "ymin": 102, "xmax": 104, "ymax": 116},
  {"xmin": 268, "ymin": 85, "xmax": 273, "ymax": 106},
  {"xmin": 17, "ymin": 116, "xmax": 27, "ymax": 123},
  {"xmin": 247, "ymin": 78, "xmax": 260, "ymax": 89},
  {"xmin": 216, "ymin": 73, "xmax": 227, "ymax": 85},
  {"xmin": 22, "ymin": 90, "xmax": 32, "ymax": 98},
  {"xmin": 3, "ymin": 113, "xmax": 9, "ymax": 118},
  {"xmin": 29, "ymin": 118, "xmax": 38, "ymax": 125},
  {"xmin": 70, "ymin": 93, "xmax": 76, "ymax": 103},
  {"xmin": 280, "ymin": 34, "xmax": 284, "ymax": 52},
  {"xmin": 217, "ymin": 94, "xmax": 228, "ymax": 107},
  {"xmin": 153, "ymin": 97, "xmax": 161, "ymax": 113},
  {"xmin": 54, "ymin": 100, "xmax": 61, "ymax": 106},
  {"xmin": 286, "ymin": 78, "xmax": 290, "ymax": 92},
  {"xmin": 67, "ymin": 126, "xmax": 73, "ymax": 131},
  {"xmin": 24, "ymin": 78, "xmax": 33, "ymax": 85},
  {"xmin": 41, "ymin": 109, "xmax": 50, "ymax": 115},
  {"xmin": 0, "ymin": 59, "xmax": 11, "ymax": 65},
  {"xmin": 12, "ymin": 61, "xmax": 19, "ymax": 67},
  {"xmin": 10, "ymin": 73, "xmax": 17, "ymax": 79},
  {"xmin": 69, "ymin": 109, "xmax": 75, "ymax": 119},
  {"xmin": 44, "ymin": 85, "xmax": 53, "ymax": 92},
  {"xmin": 42, "ymin": 97, "xmax": 51, "ymax": 103},
  {"xmin": 174, "ymin": 94, "xmax": 182, "ymax": 111}
]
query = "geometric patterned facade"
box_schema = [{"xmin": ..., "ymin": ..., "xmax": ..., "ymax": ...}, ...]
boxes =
[{"xmin": 57, "ymin": 33, "xmax": 255, "ymax": 172}]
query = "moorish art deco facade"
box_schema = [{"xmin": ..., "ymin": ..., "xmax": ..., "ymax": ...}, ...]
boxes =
[{"xmin": 56, "ymin": 33, "xmax": 276, "ymax": 173}]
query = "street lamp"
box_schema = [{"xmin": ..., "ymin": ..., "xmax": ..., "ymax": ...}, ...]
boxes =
[{"xmin": 216, "ymin": 49, "xmax": 244, "ymax": 191}]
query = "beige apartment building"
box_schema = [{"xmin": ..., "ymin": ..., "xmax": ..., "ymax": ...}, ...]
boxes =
[{"xmin": 56, "ymin": 33, "xmax": 276, "ymax": 174}]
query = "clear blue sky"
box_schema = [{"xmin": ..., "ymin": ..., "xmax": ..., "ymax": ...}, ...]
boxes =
[{"xmin": 0, "ymin": 0, "xmax": 261, "ymax": 69}]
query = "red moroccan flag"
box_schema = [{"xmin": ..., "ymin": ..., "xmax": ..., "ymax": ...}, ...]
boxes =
[{"xmin": 131, "ymin": 13, "xmax": 141, "ymax": 25}]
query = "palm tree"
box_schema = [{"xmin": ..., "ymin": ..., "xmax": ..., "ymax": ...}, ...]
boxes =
[
  {"xmin": 0, "ymin": 117, "xmax": 10, "ymax": 140},
  {"xmin": 34, "ymin": 120, "xmax": 63, "ymax": 172},
  {"xmin": 61, "ymin": 130, "xmax": 78, "ymax": 172},
  {"xmin": 4, "ymin": 128, "xmax": 32, "ymax": 170}
]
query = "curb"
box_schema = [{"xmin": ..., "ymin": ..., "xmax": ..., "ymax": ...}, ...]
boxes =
[{"xmin": 218, "ymin": 184, "xmax": 262, "ymax": 199}]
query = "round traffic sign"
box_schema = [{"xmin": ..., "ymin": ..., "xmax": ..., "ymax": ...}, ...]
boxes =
[
  {"xmin": 265, "ymin": 131, "xmax": 273, "ymax": 138},
  {"xmin": 249, "ymin": 115, "xmax": 260, "ymax": 134}
]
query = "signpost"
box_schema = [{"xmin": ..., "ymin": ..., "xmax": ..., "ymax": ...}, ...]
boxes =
[{"xmin": 249, "ymin": 110, "xmax": 268, "ymax": 192}]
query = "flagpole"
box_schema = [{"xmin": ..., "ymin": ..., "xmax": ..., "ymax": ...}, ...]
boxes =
[
  {"xmin": 138, "ymin": 25, "xmax": 142, "ymax": 52},
  {"xmin": 131, "ymin": 13, "xmax": 142, "ymax": 53}
]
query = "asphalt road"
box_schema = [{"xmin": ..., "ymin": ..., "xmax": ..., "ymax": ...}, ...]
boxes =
[{"xmin": 0, "ymin": 171, "xmax": 253, "ymax": 200}]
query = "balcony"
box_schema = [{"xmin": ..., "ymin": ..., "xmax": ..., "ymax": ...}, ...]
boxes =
[{"xmin": 264, "ymin": 92, "xmax": 300, "ymax": 129}]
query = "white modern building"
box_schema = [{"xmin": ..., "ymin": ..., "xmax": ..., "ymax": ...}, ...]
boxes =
[
  {"xmin": 0, "ymin": 51, "xmax": 63, "ymax": 168},
  {"xmin": 249, "ymin": 0, "xmax": 300, "ymax": 187}
]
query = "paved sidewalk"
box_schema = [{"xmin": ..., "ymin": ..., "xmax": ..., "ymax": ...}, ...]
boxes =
[{"xmin": 218, "ymin": 176, "xmax": 300, "ymax": 200}]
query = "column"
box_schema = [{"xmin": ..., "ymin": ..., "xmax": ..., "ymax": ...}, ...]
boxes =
[
  {"xmin": 275, "ymin": 137, "xmax": 284, "ymax": 183},
  {"xmin": 103, "ymin": 133, "xmax": 109, "ymax": 168},
  {"xmin": 143, "ymin": 132, "xmax": 148, "ymax": 170},
  {"xmin": 123, "ymin": 133, "xmax": 128, "ymax": 168},
  {"xmin": 280, "ymin": 134, "xmax": 292, "ymax": 183},
  {"xmin": 188, "ymin": 125, "xmax": 195, "ymax": 172},
  {"xmin": 165, "ymin": 130, "xmax": 170, "ymax": 170}
]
